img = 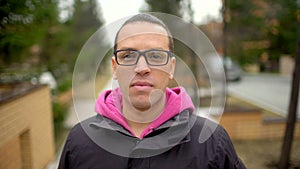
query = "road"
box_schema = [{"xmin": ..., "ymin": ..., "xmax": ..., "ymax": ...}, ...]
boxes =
[{"xmin": 228, "ymin": 73, "xmax": 300, "ymax": 117}]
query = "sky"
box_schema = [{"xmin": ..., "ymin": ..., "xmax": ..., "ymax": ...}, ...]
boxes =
[
  {"xmin": 59, "ymin": 0, "xmax": 222, "ymax": 24},
  {"xmin": 98, "ymin": 0, "xmax": 222, "ymax": 25}
]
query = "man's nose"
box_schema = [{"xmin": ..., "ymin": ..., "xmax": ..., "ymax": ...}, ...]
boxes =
[{"xmin": 134, "ymin": 56, "xmax": 150, "ymax": 75}]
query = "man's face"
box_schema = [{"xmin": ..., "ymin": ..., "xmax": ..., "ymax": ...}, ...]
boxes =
[{"xmin": 112, "ymin": 22, "xmax": 176, "ymax": 112}]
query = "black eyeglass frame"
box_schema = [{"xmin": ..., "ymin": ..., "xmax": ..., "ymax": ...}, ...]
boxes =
[{"xmin": 113, "ymin": 49, "xmax": 173, "ymax": 66}]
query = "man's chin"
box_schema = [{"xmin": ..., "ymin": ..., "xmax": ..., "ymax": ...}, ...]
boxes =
[{"xmin": 130, "ymin": 100, "xmax": 151, "ymax": 112}]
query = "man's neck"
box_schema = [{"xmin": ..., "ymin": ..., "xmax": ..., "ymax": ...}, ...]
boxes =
[
  {"xmin": 126, "ymin": 119, "xmax": 150, "ymax": 139},
  {"xmin": 122, "ymin": 95, "xmax": 166, "ymax": 138}
]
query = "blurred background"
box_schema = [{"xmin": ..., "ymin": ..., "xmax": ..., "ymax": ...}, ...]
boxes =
[{"xmin": 0, "ymin": 0, "xmax": 299, "ymax": 169}]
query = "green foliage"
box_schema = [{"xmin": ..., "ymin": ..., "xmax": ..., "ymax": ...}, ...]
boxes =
[
  {"xmin": 226, "ymin": 0, "xmax": 265, "ymax": 63},
  {"xmin": 143, "ymin": 0, "xmax": 183, "ymax": 17},
  {"xmin": 55, "ymin": 73, "xmax": 72, "ymax": 94},
  {"xmin": 266, "ymin": 0, "xmax": 297, "ymax": 59},
  {"xmin": 52, "ymin": 101, "xmax": 68, "ymax": 125},
  {"xmin": 227, "ymin": 0, "xmax": 298, "ymax": 66},
  {"xmin": 0, "ymin": 0, "xmax": 107, "ymax": 74},
  {"xmin": 0, "ymin": 0, "xmax": 58, "ymax": 65},
  {"xmin": 61, "ymin": 0, "xmax": 105, "ymax": 71},
  {"xmin": 0, "ymin": 0, "xmax": 108, "ymax": 127}
]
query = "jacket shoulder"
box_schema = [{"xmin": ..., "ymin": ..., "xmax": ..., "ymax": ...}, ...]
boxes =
[
  {"xmin": 67, "ymin": 115, "xmax": 98, "ymax": 141},
  {"xmin": 188, "ymin": 115, "xmax": 246, "ymax": 169}
]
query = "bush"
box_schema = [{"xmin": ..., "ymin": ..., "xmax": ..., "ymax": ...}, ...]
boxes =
[
  {"xmin": 56, "ymin": 76, "xmax": 72, "ymax": 94},
  {"xmin": 52, "ymin": 101, "xmax": 68, "ymax": 126}
]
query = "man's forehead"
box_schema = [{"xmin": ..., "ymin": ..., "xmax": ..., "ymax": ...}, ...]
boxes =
[{"xmin": 117, "ymin": 22, "xmax": 169, "ymax": 41}]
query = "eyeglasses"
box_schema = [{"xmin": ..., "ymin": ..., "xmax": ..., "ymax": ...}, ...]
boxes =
[{"xmin": 114, "ymin": 49, "xmax": 173, "ymax": 66}]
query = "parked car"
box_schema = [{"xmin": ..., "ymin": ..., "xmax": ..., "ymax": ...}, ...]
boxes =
[
  {"xmin": 203, "ymin": 55, "xmax": 243, "ymax": 82},
  {"xmin": 223, "ymin": 56, "xmax": 243, "ymax": 81}
]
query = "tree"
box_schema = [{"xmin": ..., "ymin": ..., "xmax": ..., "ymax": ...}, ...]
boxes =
[
  {"xmin": 225, "ymin": 0, "xmax": 298, "ymax": 69},
  {"xmin": 0, "ymin": 0, "xmax": 59, "ymax": 67},
  {"xmin": 278, "ymin": 3, "xmax": 300, "ymax": 168},
  {"xmin": 143, "ymin": 0, "xmax": 183, "ymax": 17},
  {"xmin": 266, "ymin": 0, "xmax": 297, "ymax": 61},
  {"xmin": 0, "ymin": 0, "xmax": 108, "ymax": 83},
  {"xmin": 39, "ymin": 0, "xmax": 106, "ymax": 76},
  {"xmin": 226, "ymin": 0, "xmax": 266, "ymax": 65},
  {"xmin": 65, "ymin": 0, "xmax": 104, "ymax": 70},
  {"xmin": 0, "ymin": 0, "xmax": 32, "ymax": 64}
]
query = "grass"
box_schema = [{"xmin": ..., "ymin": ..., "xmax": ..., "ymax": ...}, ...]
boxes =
[
  {"xmin": 54, "ymin": 125, "xmax": 70, "ymax": 152},
  {"xmin": 234, "ymin": 138, "xmax": 300, "ymax": 169}
]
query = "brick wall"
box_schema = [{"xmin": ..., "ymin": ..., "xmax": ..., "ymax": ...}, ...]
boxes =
[
  {"xmin": 220, "ymin": 111, "xmax": 263, "ymax": 140},
  {"xmin": 0, "ymin": 85, "xmax": 55, "ymax": 169},
  {"xmin": 0, "ymin": 137, "xmax": 22, "ymax": 169},
  {"xmin": 217, "ymin": 109, "xmax": 300, "ymax": 140}
]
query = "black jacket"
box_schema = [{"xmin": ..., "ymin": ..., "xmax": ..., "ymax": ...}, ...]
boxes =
[{"xmin": 58, "ymin": 110, "xmax": 246, "ymax": 169}]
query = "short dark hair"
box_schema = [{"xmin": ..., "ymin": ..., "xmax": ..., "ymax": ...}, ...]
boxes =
[{"xmin": 114, "ymin": 13, "xmax": 174, "ymax": 52}]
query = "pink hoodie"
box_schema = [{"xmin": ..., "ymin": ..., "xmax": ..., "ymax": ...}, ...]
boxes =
[{"xmin": 94, "ymin": 87, "xmax": 195, "ymax": 138}]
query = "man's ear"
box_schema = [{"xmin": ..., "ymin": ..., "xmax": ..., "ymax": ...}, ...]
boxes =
[
  {"xmin": 112, "ymin": 57, "xmax": 118, "ymax": 80},
  {"xmin": 169, "ymin": 57, "xmax": 176, "ymax": 80}
]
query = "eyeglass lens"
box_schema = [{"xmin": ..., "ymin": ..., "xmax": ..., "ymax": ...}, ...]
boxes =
[{"xmin": 115, "ymin": 50, "xmax": 169, "ymax": 66}]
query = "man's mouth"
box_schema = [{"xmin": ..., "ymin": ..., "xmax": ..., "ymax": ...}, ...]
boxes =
[{"xmin": 131, "ymin": 81, "xmax": 153, "ymax": 90}]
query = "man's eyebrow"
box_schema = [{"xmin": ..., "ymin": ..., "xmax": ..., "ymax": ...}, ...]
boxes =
[
  {"xmin": 146, "ymin": 48, "xmax": 165, "ymax": 50},
  {"xmin": 117, "ymin": 47, "xmax": 166, "ymax": 51},
  {"xmin": 116, "ymin": 47, "xmax": 136, "ymax": 51}
]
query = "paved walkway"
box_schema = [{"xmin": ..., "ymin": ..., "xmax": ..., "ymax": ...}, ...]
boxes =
[
  {"xmin": 228, "ymin": 73, "xmax": 300, "ymax": 117},
  {"xmin": 45, "ymin": 78, "xmax": 112, "ymax": 169}
]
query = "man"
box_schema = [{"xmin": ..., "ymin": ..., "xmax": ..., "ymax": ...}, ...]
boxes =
[{"xmin": 59, "ymin": 13, "xmax": 246, "ymax": 169}]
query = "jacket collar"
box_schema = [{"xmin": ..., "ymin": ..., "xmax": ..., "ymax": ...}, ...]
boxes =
[{"xmin": 85, "ymin": 110, "xmax": 192, "ymax": 158}]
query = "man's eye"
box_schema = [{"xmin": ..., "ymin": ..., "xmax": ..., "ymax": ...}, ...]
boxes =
[
  {"xmin": 149, "ymin": 53, "xmax": 163, "ymax": 60},
  {"xmin": 122, "ymin": 53, "xmax": 135, "ymax": 59}
]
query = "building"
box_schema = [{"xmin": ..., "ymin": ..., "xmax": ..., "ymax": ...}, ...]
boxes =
[{"xmin": 0, "ymin": 83, "xmax": 55, "ymax": 169}]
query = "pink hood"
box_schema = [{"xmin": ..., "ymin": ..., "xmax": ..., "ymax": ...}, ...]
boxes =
[{"xmin": 94, "ymin": 87, "xmax": 195, "ymax": 138}]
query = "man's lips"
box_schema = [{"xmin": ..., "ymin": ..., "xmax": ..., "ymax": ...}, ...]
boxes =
[{"xmin": 130, "ymin": 81, "xmax": 153, "ymax": 88}]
